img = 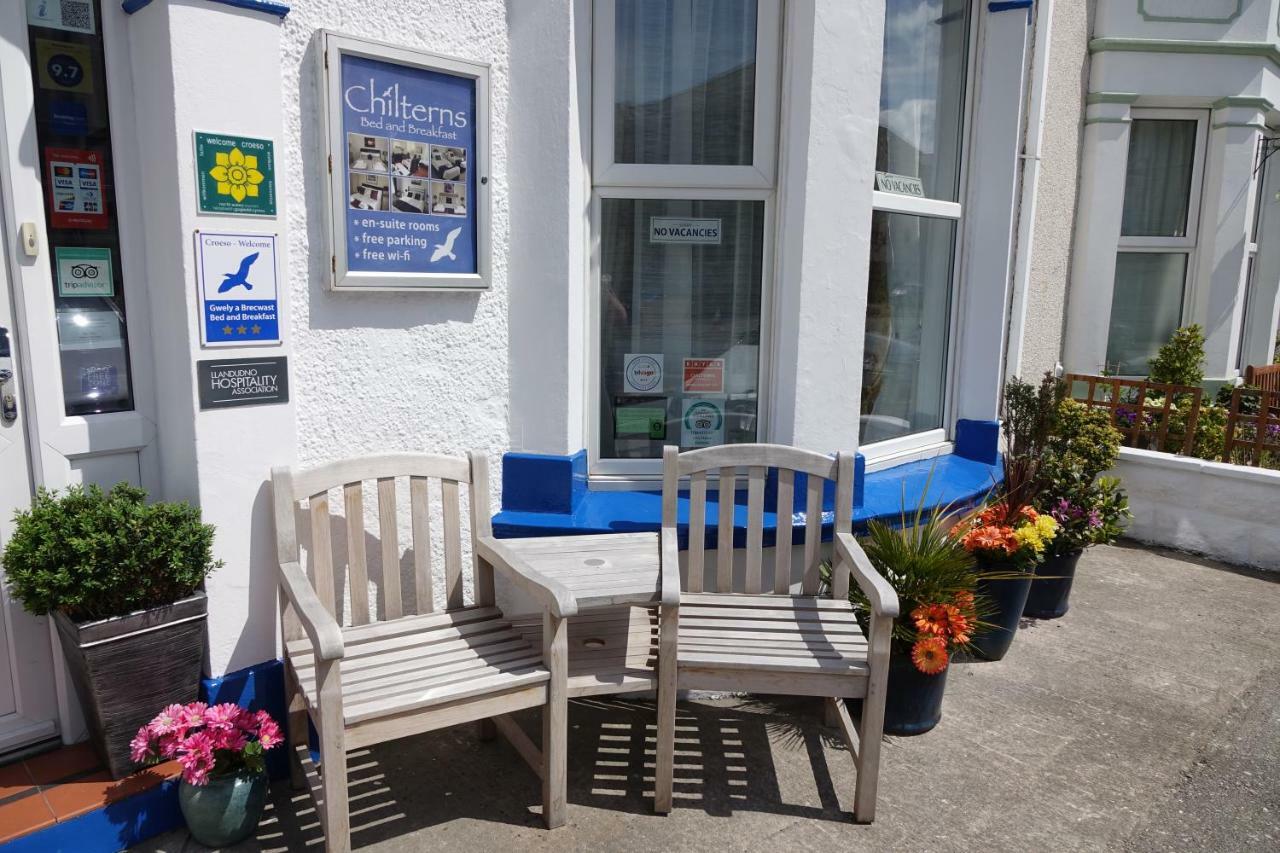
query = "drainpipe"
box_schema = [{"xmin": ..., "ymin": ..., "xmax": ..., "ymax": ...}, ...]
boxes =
[{"xmin": 1004, "ymin": 0, "xmax": 1054, "ymax": 381}]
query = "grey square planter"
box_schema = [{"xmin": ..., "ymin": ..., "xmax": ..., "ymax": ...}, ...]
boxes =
[{"xmin": 52, "ymin": 592, "xmax": 207, "ymax": 779}]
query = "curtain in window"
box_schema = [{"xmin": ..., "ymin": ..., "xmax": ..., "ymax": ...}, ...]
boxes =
[
  {"xmin": 1121, "ymin": 120, "xmax": 1197, "ymax": 238},
  {"xmin": 613, "ymin": 0, "xmax": 757, "ymax": 166}
]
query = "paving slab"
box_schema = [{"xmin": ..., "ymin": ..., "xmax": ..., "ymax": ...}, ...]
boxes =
[{"xmin": 135, "ymin": 543, "xmax": 1280, "ymax": 852}]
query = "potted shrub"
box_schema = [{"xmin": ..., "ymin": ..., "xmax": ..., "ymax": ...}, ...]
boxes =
[
  {"xmin": 133, "ymin": 702, "xmax": 282, "ymax": 847},
  {"xmin": 1, "ymin": 483, "xmax": 220, "ymax": 778},
  {"xmin": 842, "ymin": 498, "xmax": 984, "ymax": 736},
  {"xmin": 1025, "ymin": 399, "xmax": 1131, "ymax": 618},
  {"xmin": 952, "ymin": 502, "xmax": 1057, "ymax": 661}
]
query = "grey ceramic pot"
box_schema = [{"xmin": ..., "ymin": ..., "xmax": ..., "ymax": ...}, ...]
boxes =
[{"xmin": 179, "ymin": 769, "xmax": 269, "ymax": 847}]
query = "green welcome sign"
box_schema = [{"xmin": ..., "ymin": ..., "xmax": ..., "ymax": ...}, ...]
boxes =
[{"xmin": 194, "ymin": 131, "xmax": 276, "ymax": 217}]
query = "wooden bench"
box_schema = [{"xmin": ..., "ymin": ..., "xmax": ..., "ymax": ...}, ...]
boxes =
[
  {"xmin": 652, "ymin": 444, "xmax": 899, "ymax": 822},
  {"xmin": 272, "ymin": 452, "xmax": 573, "ymax": 852}
]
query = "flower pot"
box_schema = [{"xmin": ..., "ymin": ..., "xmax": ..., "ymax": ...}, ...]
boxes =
[
  {"xmin": 968, "ymin": 571, "xmax": 1033, "ymax": 662},
  {"xmin": 883, "ymin": 645, "xmax": 949, "ymax": 736},
  {"xmin": 179, "ymin": 769, "xmax": 269, "ymax": 848},
  {"xmin": 1023, "ymin": 549, "xmax": 1084, "ymax": 619},
  {"xmin": 52, "ymin": 592, "xmax": 207, "ymax": 779}
]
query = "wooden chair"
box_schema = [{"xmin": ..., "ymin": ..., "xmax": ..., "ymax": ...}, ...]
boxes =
[
  {"xmin": 271, "ymin": 452, "xmax": 574, "ymax": 852},
  {"xmin": 652, "ymin": 444, "xmax": 899, "ymax": 822}
]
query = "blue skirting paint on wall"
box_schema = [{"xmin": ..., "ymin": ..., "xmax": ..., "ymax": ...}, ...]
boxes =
[
  {"xmin": 989, "ymin": 0, "xmax": 1033, "ymax": 11},
  {"xmin": 123, "ymin": 0, "xmax": 291, "ymax": 16},
  {"xmin": 202, "ymin": 658, "xmax": 291, "ymax": 781},
  {"xmin": 0, "ymin": 778, "xmax": 183, "ymax": 853},
  {"xmin": 501, "ymin": 449, "xmax": 588, "ymax": 515},
  {"xmin": 493, "ymin": 448, "xmax": 1001, "ymax": 543}
]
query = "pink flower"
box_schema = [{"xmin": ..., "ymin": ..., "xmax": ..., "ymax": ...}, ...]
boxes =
[
  {"xmin": 203, "ymin": 703, "xmax": 242, "ymax": 731},
  {"xmin": 179, "ymin": 702, "xmax": 208, "ymax": 730},
  {"xmin": 155, "ymin": 733, "xmax": 182, "ymax": 760},
  {"xmin": 256, "ymin": 717, "xmax": 282, "ymax": 750},
  {"xmin": 177, "ymin": 732, "xmax": 216, "ymax": 786},
  {"xmin": 149, "ymin": 704, "xmax": 186, "ymax": 736},
  {"xmin": 211, "ymin": 727, "xmax": 247, "ymax": 752},
  {"xmin": 130, "ymin": 729, "xmax": 153, "ymax": 764}
]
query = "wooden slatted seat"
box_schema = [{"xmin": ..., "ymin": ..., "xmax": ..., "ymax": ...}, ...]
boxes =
[
  {"xmin": 652, "ymin": 444, "xmax": 899, "ymax": 823},
  {"xmin": 511, "ymin": 606, "xmax": 658, "ymax": 697},
  {"xmin": 272, "ymin": 452, "xmax": 575, "ymax": 852}
]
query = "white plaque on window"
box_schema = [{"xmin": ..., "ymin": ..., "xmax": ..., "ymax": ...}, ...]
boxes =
[
  {"xmin": 649, "ymin": 217, "xmax": 722, "ymax": 245},
  {"xmin": 875, "ymin": 171, "xmax": 925, "ymax": 197}
]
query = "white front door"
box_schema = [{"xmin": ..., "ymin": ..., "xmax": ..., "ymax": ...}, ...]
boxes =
[
  {"xmin": 0, "ymin": 242, "xmax": 60, "ymax": 754},
  {"xmin": 0, "ymin": 0, "xmax": 161, "ymax": 749}
]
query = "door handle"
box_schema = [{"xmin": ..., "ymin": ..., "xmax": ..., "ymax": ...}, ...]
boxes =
[{"xmin": 0, "ymin": 326, "xmax": 16, "ymax": 425}]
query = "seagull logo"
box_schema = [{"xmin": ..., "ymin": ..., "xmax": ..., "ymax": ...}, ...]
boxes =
[
  {"xmin": 430, "ymin": 227, "xmax": 462, "ymax": 263},
  {"xmin": 217, "ymin": 252, "xmax": 259, "ymax": 293}
]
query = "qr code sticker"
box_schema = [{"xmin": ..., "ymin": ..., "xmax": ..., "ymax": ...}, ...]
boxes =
[{"xmin": 59, "ymin": 0, "xmax": 94, "ymax": 33}]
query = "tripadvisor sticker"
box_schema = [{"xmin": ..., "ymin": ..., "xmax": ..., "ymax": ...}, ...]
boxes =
[
  {"xmin": 681, "ymin": 398, "xmax": 724, "ymax": 448},
  {"xmin": 56, "ymin": 247, "xmax": 113, "ymax": 297}
]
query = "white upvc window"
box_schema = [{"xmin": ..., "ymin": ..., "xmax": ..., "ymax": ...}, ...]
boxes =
[
  {"xmin": 860, "ymin": 0, "xmax": 973, "ymax": 458},
  {"xmin": 589, "ymin": 0, "xmax": 782, "ymax": 478},
  {"xmin": 1105, "ymin": 109, "xmax": 1208, "ymax": 376}
]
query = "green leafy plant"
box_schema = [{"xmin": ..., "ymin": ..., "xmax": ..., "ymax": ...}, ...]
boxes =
[
  {"xmin": 1000, "ymin": 372, "xmax": 1064, "ymax": 511},
  {"xmin": 1148, "ymin": 324, "xmax": 1206, "ymax": 387},
  {"xmin": 1042, "ymin": 399, "xmax": 1120, "ymax": 484},
  {"xmin": 2, "ymin": 483, "xmax": 220, "ymax": 622}
]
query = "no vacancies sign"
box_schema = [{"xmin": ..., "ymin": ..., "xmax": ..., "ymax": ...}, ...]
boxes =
[{"xmin": 649, "ymin": 217, "xmax": 721, "ymax": 245}]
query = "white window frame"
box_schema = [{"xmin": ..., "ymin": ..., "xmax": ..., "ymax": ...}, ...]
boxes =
[
  {"xmin": 588, "ymin": 0, "xmax": 782, "ymax": 480},
  {"xmin": 860, "ymin": 2, "xmax": 979, "ymax": 464},
  {"xmin": 591, "ymin": 0, "xmax": 781, "ymax": 190},
  {"xmin": 1106, "ymin": 108, "xmax": 1209, "ymax": 376}
]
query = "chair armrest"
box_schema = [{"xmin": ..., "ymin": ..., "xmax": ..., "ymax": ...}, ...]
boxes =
[
  {"xmin": 834, "ymin": 532, "xmax": 900, "ymax": 619},
  {"xmin": 278, "ymin": 561, "xmax": 345, "ymax": 662},
  {"xmin": 659, "ymin": 527, "xmax": 682, "ymax": 607},
  {"xmin": 474, "ymin": 536, "xmax": 578, "ymax": 619}
]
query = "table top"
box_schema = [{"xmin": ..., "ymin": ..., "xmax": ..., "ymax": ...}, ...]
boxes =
[{"xmin": 499, "ymin": 532, "xmax": 661, "ymax": 610}]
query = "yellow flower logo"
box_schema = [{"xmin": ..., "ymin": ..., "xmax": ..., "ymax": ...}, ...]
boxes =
[{"xmin": 208, "ymin": 147, "xmax": 264, "ymax": 203}]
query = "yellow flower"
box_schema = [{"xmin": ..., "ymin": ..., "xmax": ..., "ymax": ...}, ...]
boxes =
[
  {"xmin": 1035, "ymin": 513, "xmax": 1058, "ymax": 541},
  {"xmin": 1014, "ymin": 525, "xmax": 1045, "ymax": 554},
  {"xmin": 208, "ymin": 147, "xmax": 264, "ymax": 203}
]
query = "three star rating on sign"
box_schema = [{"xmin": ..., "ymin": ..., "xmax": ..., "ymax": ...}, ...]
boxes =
[{"xmin": 220, "ymin": 324, "xmax": 263, "ymax": 336}]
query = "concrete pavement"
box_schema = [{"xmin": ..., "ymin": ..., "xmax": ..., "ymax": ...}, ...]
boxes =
[{"xmin": 136, "ymin": 543, "xmax": 1280, "ymax": 852}]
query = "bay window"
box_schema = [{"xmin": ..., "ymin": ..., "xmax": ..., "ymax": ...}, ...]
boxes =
[
  {"xmin": 1105, "ymin": 112, "xmax": 1207, "ymax": 375},
  {"xmin": 861, "ymin": 0, "xmax": 971, "ymax": 448},
  {"xmin": 592, "ymin": 0, "xmax": 780, "ymax": 471}
]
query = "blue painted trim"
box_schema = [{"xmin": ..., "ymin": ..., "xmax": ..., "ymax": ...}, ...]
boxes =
[
  {"xmin": 501, "ymin": 450, "xmax": 587, "ymax": 515},
  {"xmin": 0, "ymin": 779, "xmax": 182, "ymax": 853},
  {"xmin": 492, "ymin": 449, "xmax": 1001, "ymax": 543},
  {"xmin": 989, "ymin": 0, "xmax": 1033, "ymax": 10},
  {"xmin": 202, "ymin": 659, "xmax": 290, "ymax": 781},
  {"xmin": 122, "ymin": 0, "xmax": 290, "ymax": 17}
]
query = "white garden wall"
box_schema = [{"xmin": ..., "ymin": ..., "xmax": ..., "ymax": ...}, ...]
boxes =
[{"xmin": 1112, "ymin": 447, "xmax": 1280, "ymax": 570}]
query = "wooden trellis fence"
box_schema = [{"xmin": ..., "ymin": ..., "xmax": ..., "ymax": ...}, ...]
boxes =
[
  {"xmin": 1063, "ymin": 374, "xmax": 1203, "ymax": 455},
  {"xmin": 1222, "ymin": 388, "xmax": 1280, "ymax": 468}
]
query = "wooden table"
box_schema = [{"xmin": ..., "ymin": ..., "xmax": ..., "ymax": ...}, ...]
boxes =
[{"xmin": 501, "ymin": 532, "xmax": 663, "ymax": 697}]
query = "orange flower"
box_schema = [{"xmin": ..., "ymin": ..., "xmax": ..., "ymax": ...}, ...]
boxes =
[
  {"xmin": 911, "ymin": 636, "xmax": 949, "ymax": 675},
  {"xmin": 943, "ymin": 605, "xmax": 972, "ymax": 644},
  {"xmin": 978, "ymin": 504, "xmax": 1007, "ymax": 526},
  {"xmin": 1019, "ymin": 505, "xmax": 1040, "ymax": 523},
  {"xmin": 961, "ymin": 525, "xmax": 1017, "ymax": 554},
  {"xmin": 912, "ymin": 604, "xmax": 949, "ymax": 636},
  {"xmin": 954, "ymin": 590, "xmax": 975, "ymax": 610}
]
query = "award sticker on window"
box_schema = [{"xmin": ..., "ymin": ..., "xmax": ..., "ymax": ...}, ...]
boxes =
[
  {"xmin": 614, "ymin": 396, "xmax": 667, "ymax": 441},
  {"xmin": 683, "ymin": 358, "xmax": 725, "ymax": 394},
  {"xmin": 623, "ymin": 353, "xmax": 663, "ymax": 394},
  {"xmin": 681, "ymin": 398, "xmax": 725, "ymax": 448}
]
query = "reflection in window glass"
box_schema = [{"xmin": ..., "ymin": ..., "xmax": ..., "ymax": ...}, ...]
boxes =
[
  {"xmin": 613, "ymin": 0, "xmax": 757, "ymax": 166},
  {"xmin": 26, "ymin": 0, "xmax": 134, "ymax": 415},
  {"xmin": 861, "ymin": 212, "xmax": 955, "ymax": 444},
  {"xmin": 1106, "ymin": 253, "xmax": 1187, "ymax": 376},
  {"xmin": 1121, "ymin": 119, "xmax": 1197, "ymax": 238},
  {"xmin": 599, "ymin": 199, "xmax": 764, "ymax": 459},
  {"xmin": 876, "ymin": 0, "xmax": 969, "ymax": 201}
]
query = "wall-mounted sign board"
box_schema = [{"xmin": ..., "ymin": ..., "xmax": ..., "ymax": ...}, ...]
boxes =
[
  {"xmin": 194, "ymin": 231, "xmax": 281, "ymax": 347},
  {"xmin": 197, "ymin": 356, "xmax": 289, "ymax": 410},
  {"xmin": 318, "ymin": 30, "xmax": 490, "ymax": 291}
]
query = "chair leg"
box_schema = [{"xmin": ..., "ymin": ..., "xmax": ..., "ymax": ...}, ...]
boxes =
[
  {"xmin": 284, "ymin": 664, "xmax": 309, "ymax": 790},
  {"xmin": 542, "ymin": 611, "xmax": 568, "ymax": 829},
  {"xmin": 653, "ymin": 603, "xmax": 678, "ymax": 814},
  {"xmin": 854, "ymin": 615, "xmax": 892, "ymax": 823},
  {"xmin": 478, "ymin": 718, "xmax": 497, "ymax": 741},
  {"xmin": 316, "ymin": 660, "xmax": 351, "ymax": 853}
]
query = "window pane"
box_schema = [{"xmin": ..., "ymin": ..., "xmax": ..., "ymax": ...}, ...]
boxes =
[
  {"xmin": 876, "ymin": 0, "xmax": 970, "ymax": 202},
  {"xmin": 1121, "ymin": 119, "xmax": 1197, "ymax": 238},
  {"xmin": 613, "ymin": 0, "xmax": 757, "ymax": 166},
  {"xmin": 1106, "ymin": 252, "xmax": 1187, "ymax": 375},
  {"xmin": 861, "ymin": 212, "xmax": 955, "ymax": 443},
  {"xmin": 27, "ymin": 0, "xmax": 134, "ymax": 415},
  {"xmin": 600, "ymin": 199, "xmax": 764, "ymax": 459}
]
